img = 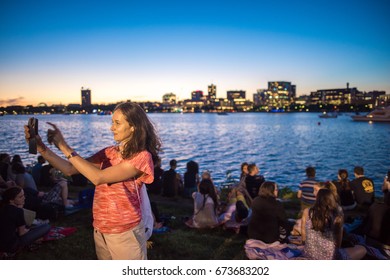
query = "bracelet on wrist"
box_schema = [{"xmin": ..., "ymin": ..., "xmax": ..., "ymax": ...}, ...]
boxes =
[{"xmin": 66, "ymin": 151, "xmax": 79, "ymax": 159}]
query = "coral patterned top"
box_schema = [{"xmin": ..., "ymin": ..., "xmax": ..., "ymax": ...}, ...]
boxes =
[{"xmin": 90, "ymin": 146, "xmax": 154, "ymax": 234}]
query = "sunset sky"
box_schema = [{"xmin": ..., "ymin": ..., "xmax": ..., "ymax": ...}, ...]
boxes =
[{"xmin": 1, "ymin": 0, "xmax": 389, "ymax": 106}]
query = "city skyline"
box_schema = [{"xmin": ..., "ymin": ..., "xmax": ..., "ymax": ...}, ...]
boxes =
[{"xmin": 1, "ymin": 0, "xmax": 389, "ymax": 106}]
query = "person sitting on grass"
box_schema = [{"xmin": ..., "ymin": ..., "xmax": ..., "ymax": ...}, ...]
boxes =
[
  {"xmin": 350, "ymin": 166, "xmax": 375, "ymax": 211},
  {"xmin": 41, "ymin": 166, "xmax": 76, "ymax": 209},
  {"xmin": 201, "ymin": 170, "xmax": 220, "ymax": 203},
  {"xmin": 162, "ymin": 159, "xmax": 181, "ymax": 197},
  {"xmin": 361, "ymin": 170, "xmax": 390, "ymax": 249},
  {"xmin": 301, "ymin": 188, "xmax": 366, "ymax": 259},
  {"xmin": 247, "ymin": 181, "xmax": 289, "ymax": 243},
  {"xmin": 218, "ymin": 188, "xmax": 251, "ymax": 233},
  {"xmin": 183, "ymin": 160, "xmax": 200, "ymax": 198},
  {"xmin": 297, "ymin": 166, "xmax": 318, "ymax": 213},
  {"xmin": 32, "ymin": 155, "xmax": 46, "ymax": 186},
  {"xmin": 12, "ymin": 162, "xmax": 38, "ymax": 191},
  {"xmin": 146, "ymin": 157, "xmax": 164, "ymax": 195},
  {"xmin": 333, "ymin": 169, "xmax": 356, "ymax": 211},
  {"xmin": 0, "ymin": 187, "xmax": 50, "ymax": 255},
  {"xmin": 240, "ymin": 162, "xmax": 249, "ymax": 182},
  {"xmin": 245, "ymin": 163, "xmax": 265, "ymax": 199},
  {"xmin": 290, "ymin": 181, "xmax": 338, "ymax": 239},
  {"xmin": 185, "ymin": 178, "xmax": 219, "ymax": 228},
  {"xmin": 0, "ymin": 153, "xmax": 12, "ymax": 181}
]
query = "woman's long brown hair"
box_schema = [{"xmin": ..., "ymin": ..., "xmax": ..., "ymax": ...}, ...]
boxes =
[
  {"xmin": 309, "ymin": 188, "xmax": 340, "ymax": 232},
  {"xmin": 114, "ymin": 102, "xmax": 161, "ymax": 163}
]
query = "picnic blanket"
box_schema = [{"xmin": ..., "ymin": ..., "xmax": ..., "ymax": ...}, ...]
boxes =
[
  {"xmin": 43, "ymin": 226, "xmax": 77, "ymax": 241},
  {"xmin": 245, "ymin": 239, "xmax": 304, "ymax": 260}
]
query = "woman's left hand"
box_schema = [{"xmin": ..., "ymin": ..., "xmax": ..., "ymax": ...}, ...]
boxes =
[{"xmin": 47, "ymin": 122, "xmax": 67, "ymax": 150}]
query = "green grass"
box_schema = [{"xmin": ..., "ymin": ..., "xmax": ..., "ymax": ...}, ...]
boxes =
[
  {"xmin": 15, "ymin": 208, "xmax": 95, "ymax": 260},
  {"xmin": 14, "ymin": 188, "xmax": 301, "ymax": 260}
]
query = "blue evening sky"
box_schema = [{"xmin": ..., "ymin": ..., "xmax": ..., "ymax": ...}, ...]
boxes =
[{"xmin": 0, "ymin": 0, "xmax": 389, "ymax": 105}]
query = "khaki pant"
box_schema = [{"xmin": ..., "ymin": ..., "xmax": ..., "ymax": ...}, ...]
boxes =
[{"xmin": 94, "ymin": 223, "xmax": 147, "ymax": 260}]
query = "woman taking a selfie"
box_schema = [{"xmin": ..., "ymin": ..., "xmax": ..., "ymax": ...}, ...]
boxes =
[{"xmin": 24, "ymin": 102, "xmax": 161, "ymax": 260}]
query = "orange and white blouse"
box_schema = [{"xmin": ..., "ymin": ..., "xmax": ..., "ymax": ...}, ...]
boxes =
[{"xmin": 90, "ymin": 146, "xmax": 154, "ymax": 234}]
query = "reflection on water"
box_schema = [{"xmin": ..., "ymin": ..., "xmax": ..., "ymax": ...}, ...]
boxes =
[{"xmin": 1, "ymin": 113, "xmax": 389, "ymax": 195}]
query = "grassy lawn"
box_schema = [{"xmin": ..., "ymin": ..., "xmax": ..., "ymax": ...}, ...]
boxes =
[{"xmin": 14, "ymin": 187, "xmax": 301, "ymax": 260}]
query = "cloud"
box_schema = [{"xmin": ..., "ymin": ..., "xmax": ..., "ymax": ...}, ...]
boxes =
[{"xmin": 0, "ymin": 97, "xmax": 25, "ymax": 106}]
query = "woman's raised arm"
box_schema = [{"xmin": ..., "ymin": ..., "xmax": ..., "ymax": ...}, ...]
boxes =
[
  {"xmin": 45, "ymin": 122, "xmax": 142, "ymax": 185},
  {"xmin": 24, "ymin": 125, "xmax": 79, "ymax": 176}
]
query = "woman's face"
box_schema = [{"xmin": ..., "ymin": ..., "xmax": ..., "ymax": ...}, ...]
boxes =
[
  {"xmin": 111, "ymin": 109, "xmax": 134, "ymax": 143},
  {"xmin": 11, "ymin": 190, "xmax": 25, "ymax": 207}
]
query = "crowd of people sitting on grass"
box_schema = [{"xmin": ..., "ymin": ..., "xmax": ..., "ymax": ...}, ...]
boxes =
[
  {"xmin": 0, "ymin": 153, "xmax": 85, "ymax": 258},
  {"xmin": 1, "ymin": 150, "xmax": 390, "ymax": 260},
  {"xmin": 147, "ymin": 158, "xmax": 390, "ymax": 260}
]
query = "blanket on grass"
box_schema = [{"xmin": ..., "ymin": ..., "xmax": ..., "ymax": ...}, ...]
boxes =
[
  {"xmin": 43, "ymin": 227, "xmax": 77, "ymax": 241},
  {"xmin": 245, "ymin": 239, "xmax": 304, "ymax": 260}
]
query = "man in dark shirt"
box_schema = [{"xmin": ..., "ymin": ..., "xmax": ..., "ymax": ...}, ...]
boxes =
[
  {"xmin": 146, "ymin": 157, "xmax": 164, "ymax": 195},
  {"xmin": 245, "ymin": 163, "xmax": 265, "ymax": 199},
  {"xmin": 350, "ymin": 166, "xmax": 374, "ymax": 206},
  {"xmin": 162, "ymin": 159, "xmax": 181, "ymax": 197}
]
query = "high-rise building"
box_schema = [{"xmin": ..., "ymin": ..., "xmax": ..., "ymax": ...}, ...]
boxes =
[
  {"xmin": 253, "ymin": 89, "xmax": 268, "ymax": 106},
  {"xmin": 226, "ymin": 90, "xmax": 251, "ymax": 111},
  {"xmin": 208, "ymin": 84, "xmax": 217, "ymax": 101},
  {"xmin": 266, "ymin": 81, "xmax": 295, "ymax": 108},
  {"xmin": 191, "ymin": 90, "xmax": 204, "ymax": 101},
  {"xmin": 81, "ymin": 87, "xmax": 91, "ymax": 108},
  {"xmin": 310, "ymin": 83, "xmax": 357, "ymax": 106},
  {"xmin": 227, "ymin": 90, "xmax": 246, "ymax": 101}
]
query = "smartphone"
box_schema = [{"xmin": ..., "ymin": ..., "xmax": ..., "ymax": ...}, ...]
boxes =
[{"xmin": 28, "ymin": 117, "xmax": 38, "ymax": 154}]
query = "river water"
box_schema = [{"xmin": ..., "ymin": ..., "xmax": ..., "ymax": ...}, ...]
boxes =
[{"xmin": 1, "ymin": 113, "xmax": 389, "ymax": 195}]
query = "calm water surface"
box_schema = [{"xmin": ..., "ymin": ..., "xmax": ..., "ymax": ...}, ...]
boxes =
[{"xmin": 1, "ymin": 113, "xmax": 389, "ymax": 195}]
